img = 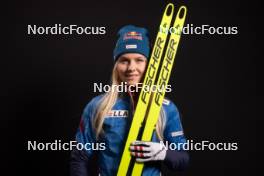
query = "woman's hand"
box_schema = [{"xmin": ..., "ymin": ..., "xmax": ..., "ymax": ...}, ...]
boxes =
[{"xmin": 130, "ymin": 141, "xmax": 167, "ymax": 162}]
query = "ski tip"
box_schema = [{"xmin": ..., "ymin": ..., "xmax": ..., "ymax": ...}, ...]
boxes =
[
  {"xmin": 177, "ymin": 6, "xmax": 187, "ymax": 20},
  {"xmin": 165, "ymin": 3, "xmax": 174, "ymax": 17}
]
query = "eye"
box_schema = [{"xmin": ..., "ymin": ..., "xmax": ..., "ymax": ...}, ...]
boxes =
[
  {"xmin": 135, "ymin": 58, "xmax": 145, "ymax": 62},
  {"xmin": 118, "ymin": 58, "xmax": 129, "ymax": 64}
]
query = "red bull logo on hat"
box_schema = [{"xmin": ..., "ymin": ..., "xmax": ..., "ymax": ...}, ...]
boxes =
[{"xmin": 123, "ymin": 31, "xmax": 143, "ymax": 40}]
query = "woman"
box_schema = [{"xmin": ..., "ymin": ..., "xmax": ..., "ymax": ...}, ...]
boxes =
[{"xmin": 70, "ymin": 25, "xmax": 189, "ymax": 176}]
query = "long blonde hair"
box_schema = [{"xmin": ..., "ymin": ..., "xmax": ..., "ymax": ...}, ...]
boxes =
[{"xmin": 93, "ymin": 62, "xmax": 166, "ymax": 140}]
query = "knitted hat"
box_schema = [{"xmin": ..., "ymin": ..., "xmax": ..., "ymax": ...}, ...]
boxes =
[{"xmin": 113, "ymin": 25, "xmax": 150, "ymax": 61}]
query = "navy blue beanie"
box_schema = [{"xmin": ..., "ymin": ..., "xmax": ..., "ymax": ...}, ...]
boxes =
[{"xmin": 113, "ymin": 25, "xmax": 150, "ymax": 61}]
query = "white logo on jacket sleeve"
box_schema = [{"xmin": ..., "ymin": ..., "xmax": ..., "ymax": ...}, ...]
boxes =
[
  {"xmin": 162, "ymin": 99, "xmax": 170, "ymax": 105},
  {"xmin": 106, "ymin": 110, "xmax": 128, "ymax": 118},
  {"xmin": 171, "ymin": 131, "xmax": 184, "ymax": 137}
]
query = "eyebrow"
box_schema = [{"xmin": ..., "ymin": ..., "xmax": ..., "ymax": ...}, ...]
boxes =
[{"xmin": 119, "ymin": 56, "xmax": 145, "ymax": 60}]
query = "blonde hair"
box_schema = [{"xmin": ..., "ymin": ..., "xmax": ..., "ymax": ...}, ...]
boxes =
[{"xmin": 93, "ymin": 62, "xmax": 166, "ymax": 141}]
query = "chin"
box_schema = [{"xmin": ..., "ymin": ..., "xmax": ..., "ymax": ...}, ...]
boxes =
[{"xmin": 126, "ymin": 80, "xmax": 139, "ymax": 86}]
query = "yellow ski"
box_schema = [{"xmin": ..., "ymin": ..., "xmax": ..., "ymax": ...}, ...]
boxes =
[
  {"xmin": 117, "ymin": 3, "xmax": 174, "ymax": 176},
  {"xmin": 131, "ymin": 5, "xmax": 187, "ymax": 175}
]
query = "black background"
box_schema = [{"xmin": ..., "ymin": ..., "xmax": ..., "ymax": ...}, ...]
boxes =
[{"xmin": 2, "ymin": 0, "xmax": 256, "ymax": 175}]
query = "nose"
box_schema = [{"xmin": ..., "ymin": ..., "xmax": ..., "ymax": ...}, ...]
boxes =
[{"xmin": 127, "ymin": 61, "xmax": 136, "ymax": 72}]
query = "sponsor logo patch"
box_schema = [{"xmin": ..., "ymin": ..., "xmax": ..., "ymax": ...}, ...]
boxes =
[
  {"xmin": 171, "ymin": 131, "xmax": 184, "ymax": 137},
  {"xmin": 162, "ymin": 99, "xmax": 170, "ymax": 105},
  {"xmin": 106, "ymin": 110, "xmax": 128, "ymax": 118},
  {"xmin": 126, "ymin": 44, "xmax": 137, "ymax": 49},
  {"xmin": 123, "ymin": 31, "xmax": 143, "ymax": 40}
]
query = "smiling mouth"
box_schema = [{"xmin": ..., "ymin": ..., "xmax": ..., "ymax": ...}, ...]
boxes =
[{"xmin": 126, "ymin": 75, "xmax": 138, "ymax": 80}]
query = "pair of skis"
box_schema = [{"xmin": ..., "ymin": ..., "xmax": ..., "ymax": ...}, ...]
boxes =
[{"xmin": 117, "ymin": 3, "xmax": 187, "ymax": 176}]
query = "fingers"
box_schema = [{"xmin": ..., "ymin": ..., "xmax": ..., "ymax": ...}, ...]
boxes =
[
  {"xmin": 130, "ymin": 144, "xmax": 151, "ymax": 158},
  {"xmin": 131, "ymin": 140, "xmax": 152, "ymax": 146},
  {"xmin": 130, "ymin": 145, "xmax": 151, "ymax": 152},
  {"xmin": 130, "ymin": 141, "xmax": 152, "ymax": 160},
  {"xmin": 130, "ymin": 151, "xmax": 152, "ymax": 158},
  {"xmin": 130, "ymin": 141, "xmax": 167, "ymax": 162},
  {"xmin": 135, "ymin": 157, "xmax": 152, "ymax": 163}
]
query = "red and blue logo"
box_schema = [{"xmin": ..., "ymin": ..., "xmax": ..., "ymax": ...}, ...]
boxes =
[{"xmin": 123, "ymin": 31, "xmax": 143, "ymax": 40}]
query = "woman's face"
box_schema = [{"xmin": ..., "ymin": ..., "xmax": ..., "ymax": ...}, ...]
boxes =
[{"xmin": 116, "ymin": 53, "xmax": 147, "ymax": 86}]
